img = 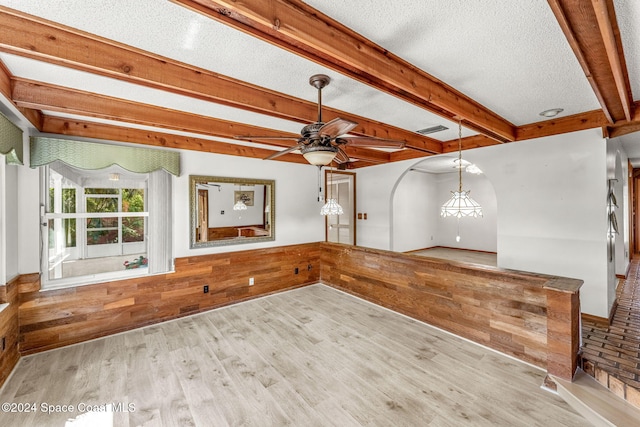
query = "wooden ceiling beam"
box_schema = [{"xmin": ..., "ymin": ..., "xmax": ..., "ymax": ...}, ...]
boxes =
[
  {"xmin": 547, "ymin": 0, "xmax": 633, "ymax": 123},
  {"xmin": 0, "ymin": 58, "xmax": 11, "ymax": 102},
  {"xmin": 516, "ymin": 109, "xmax": 609, "ymax": 140},
  {"xmin": 11, "ymin": 78, "xmax": 390, "ymax": 164},
  {"xmin": 591, "ymin": 0, "xmax": 633, "ymax": 122},
  {"xmin": 0, "ymin": 58, "xmax": 43, "ymax": 130},
  {"xmin": 40, "ymin": 115, "xmax": 309, "ymax": 164},
  {"xmin": 172, "ymin": 0, "xmax": 516, "ymax": 143},
  {"xmin": 441, "ymin": 135, "xmax": 499, "ymax": 154},
  {"xmin": 0, "ymin": 6, "xmax": 440, "ymax": 155},
  {"xmin": 603, "ymin": 103, "xmax": 640, "ymax": 138},
  {"xmin": 11, "ymin": 78, "xmax": 294, "ymax": 140},
  {"xmin": 604, "ymin": 122, "xmax": 640, "ymax": 139}
]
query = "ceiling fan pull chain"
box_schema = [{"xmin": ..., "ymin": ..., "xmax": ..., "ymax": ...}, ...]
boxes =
[{"xmin": 317, "ymin": 165, "xmax": 323, "ymax": 201}]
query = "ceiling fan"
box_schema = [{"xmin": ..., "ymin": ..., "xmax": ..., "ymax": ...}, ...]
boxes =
[{"xmin": 235, "ymin": 74, "xmax": 406, "ymax": 166}]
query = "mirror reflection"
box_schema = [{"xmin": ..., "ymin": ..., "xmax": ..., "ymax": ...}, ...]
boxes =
[{"xmin": 190, "ymin": 176, "xmax": 275, "ymax": 247}]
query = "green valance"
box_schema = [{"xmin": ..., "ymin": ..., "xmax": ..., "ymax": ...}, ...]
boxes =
[
  {"xmin": 30, "ymin": 137, "xmax": 180, "ymax": 176},
  {"xmin": 0, "ymin": 112, "xmax": 23, "ymax": 165}
]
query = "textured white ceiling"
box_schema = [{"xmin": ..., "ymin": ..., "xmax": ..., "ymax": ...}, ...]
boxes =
[
  {"xmin": 0, "ymin": 0, "xmax": 637, "ymax": 158},
  {"xmin": 302, "ymin": 0, "xmax": 601, "ymax": 123},
  {"xmin": 614, "ymin": 0, "xmax": 640, "ymax": 100}
]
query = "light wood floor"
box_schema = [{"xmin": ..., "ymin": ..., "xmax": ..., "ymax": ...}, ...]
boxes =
[
  {"xmin": 0, "ymin": 284, "xmax": 585, "ymax": 426},
  {"xmin": 410, "ymin": 247, "xmax": 498, "ymax": 267}
]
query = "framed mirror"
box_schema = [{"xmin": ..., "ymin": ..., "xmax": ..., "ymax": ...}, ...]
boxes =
[{"xmin": 190, "ymin": 175, "xmax": 275, "ymax": 248}]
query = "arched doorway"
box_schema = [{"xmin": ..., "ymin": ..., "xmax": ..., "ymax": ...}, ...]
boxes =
[{"xmin": 389, "ymin": 155, "xmax": 497, "ymax": 262}]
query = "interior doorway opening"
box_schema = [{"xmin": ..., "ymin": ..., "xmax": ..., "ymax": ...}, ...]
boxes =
[{"xmin": 324, "ymin": 169, "xmax": 356, "ymax": 245}]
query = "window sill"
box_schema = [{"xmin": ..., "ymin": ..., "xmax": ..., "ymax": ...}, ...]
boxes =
[
  {"xmin": 42, "ymin": 267, "xmax": 150, "ymax": 291},
  {"xmin": 40, "ymin": 267, "xmax": 176, "ymax": 292}
]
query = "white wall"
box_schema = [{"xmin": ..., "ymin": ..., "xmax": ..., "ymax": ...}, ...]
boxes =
[
  {"xmin": 356, "ymin": 158, "xmax": 422, "ymax": 250},
  {"xmin": 390, "ymin": 169, "xmax": 497, "ymax": 253},
  {"xmin": 391, "ymin": 170, "xmax": 439, "ymax": 252},
  {"xmin": 356, "ymin": 129, "xmax": 610, "ymax": 317},
  {"xmin": 174, "ymin": 150, "xmax": 324, "ymax": 257},
  {"xmin": 435, "ymin": 172, "xmax": 497, "ymax": 251}
]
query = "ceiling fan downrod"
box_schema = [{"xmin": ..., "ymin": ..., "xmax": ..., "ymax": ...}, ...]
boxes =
[{"xmin": 309, "ymin": 74, "xmax": 330, "ymax": 124}]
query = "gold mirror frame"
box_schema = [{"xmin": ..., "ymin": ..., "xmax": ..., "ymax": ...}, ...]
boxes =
[{"xmin": 189, "ymin": 175, "xmax": 275, "ymax": 248}]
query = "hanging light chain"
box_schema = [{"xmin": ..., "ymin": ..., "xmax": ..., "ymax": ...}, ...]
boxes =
[{"xmin": 458, "ymin": 119, "xmax": 463, "ymax": 192}]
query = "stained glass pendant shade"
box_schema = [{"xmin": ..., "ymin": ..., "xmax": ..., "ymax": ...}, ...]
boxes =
[
  {"xmin": 441, "ymin": 121, "xmax": 483, "ymax": 219},
  {"xmin": 440, "ymin": 190, "xmax": 483, "ymax": 218},
  {"xmin": 321, "ymin": 198, "xmax": 343, "ymax": 215},
  {"xmin": 233, "ymin": 200, "xmax": 247, "ymax": 211},
  {"xmin": 321, "ymin": 165, "xmax": 343, "ymax": 216}
]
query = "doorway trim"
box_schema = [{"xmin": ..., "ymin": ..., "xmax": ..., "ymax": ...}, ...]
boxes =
[{"xmin": 324, "ymin": 169, "xmax": 356, "ymax": 245}]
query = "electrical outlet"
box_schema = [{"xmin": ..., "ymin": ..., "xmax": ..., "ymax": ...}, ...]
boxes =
[
  {"xmin": 203, "ymin": 285, "xmax": 209, "ymax": 294},
  {"xmin": 294, "ymin": 267, "xmax": 299, "ymax": 274},
  {"xmin": 249, "ymin": 277, "xmax": 254, "ymax": 286}
]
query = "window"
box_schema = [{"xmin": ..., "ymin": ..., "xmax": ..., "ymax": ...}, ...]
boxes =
[{"xmin": 42, "ymin": 163, "xmax": 170, "ymax": 288}]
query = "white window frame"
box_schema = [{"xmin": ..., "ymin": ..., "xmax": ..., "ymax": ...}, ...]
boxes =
[{"xmin": 41, "ymin": 166, "xmax": 153, "ymax": 290}]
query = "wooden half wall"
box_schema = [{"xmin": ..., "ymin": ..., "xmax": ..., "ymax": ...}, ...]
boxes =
[
  {"xmin": 18, "ymin": 243, "xmax": 321, "ymax": 355},
  {"xmin": 0, "ymin": 275, "xmax": 21, "ymax": 388},
  {"xmin": 320, "ymin": 242, "xmax": 582, "ymax": 381},
  {"xmin": 1, "ymin": 241, "xmax": 582, "ymax": 388}
]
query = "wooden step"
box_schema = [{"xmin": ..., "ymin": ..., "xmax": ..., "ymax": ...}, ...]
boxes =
[{"xmin": 552, "ymin": 368, "xmax": 640, "ymax": 427}]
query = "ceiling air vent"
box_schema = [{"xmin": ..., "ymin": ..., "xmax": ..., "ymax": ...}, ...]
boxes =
[{"xmin": 416, "ymin": 125, "xmax": 448, "ymax": 135}]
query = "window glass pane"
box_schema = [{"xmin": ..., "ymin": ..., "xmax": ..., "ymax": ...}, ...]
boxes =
[
  {"xmin": 123, "ymin": 189, "xmax": 144, "ymax": 212},
  {"xmin": 87, "ymin": 229, "xmax": 119, "ymax": 245},
  {"xmin": 123, "ymin": 217, "xmax": 144, "ymax": 242},
  {"xmin": 63, "ymin": 188, "xmax": 76, "ymax": 213},
  {"xmin": 87, "ymin": 217, "xmax": 118, "ymax": 229},
  {"xmin": 86, "ymin": 197, "xmax": 118, "ymax": 213},
  {"xmin": 64, "ymin": 219, "xmax": 77, "ymax": 247},
  {"xmin": 48, "ymin": 218, "xmax": 55, "ymax": 250}
]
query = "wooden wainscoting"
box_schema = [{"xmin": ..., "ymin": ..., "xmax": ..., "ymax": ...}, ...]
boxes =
[
  {"xmin": 0, "ymin": 275, "xmax": 23, "ymax": 388},
  {"xmin": 18, "ymin": 243, "xmax": 320, "ymax": 355},
  {"xmin": 319, "ymin": 242, "xmax": 582, "ymax": 381}
]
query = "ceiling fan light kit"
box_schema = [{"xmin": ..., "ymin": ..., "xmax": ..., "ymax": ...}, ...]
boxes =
[{"xmin": 302, "ymin": 145, "xmax": 338, "ymax": 166}]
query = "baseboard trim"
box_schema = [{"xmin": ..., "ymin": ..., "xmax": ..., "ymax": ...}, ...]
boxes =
[
  {"xmin": 405, "ymin": 246, "xmax": 497, "ymax": 255},
  {"xmin": 581, "ymin": 313, "xmax": 609, "ymax": 328}
]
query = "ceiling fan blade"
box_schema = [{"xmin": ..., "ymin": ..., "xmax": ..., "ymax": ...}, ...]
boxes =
[
  {"xmin": 334, "ymin": 148, "xmax": 350, "ymax": 164},
  {"xmin": 235, "ymin": 135, "xmax": 300, "ymax": 141},
  {"xmin": 340, "ymin": 136, "xmax": 405, "ymax": 149},
  {"xmin": 263, "ymin": 143, "xmax": 304, "ymax": 161},
  {"xmin": 318, "ymin": 118, "xmax": 358, "ymax": 138}
]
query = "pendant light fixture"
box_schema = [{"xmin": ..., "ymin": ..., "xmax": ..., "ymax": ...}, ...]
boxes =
[
  {"xmin": 440, "ymin": 120, "xmax": 482, "ymax": 241},
  {"xmin": 233, "ymin": 184, "xmax": 248, "ymax": 211},
  {"xmin": 233, "ymin": 199, "xmax": 247, "ymax": 211},
  {"xmin": 321, "ymin": 163, "xmax": 344, "ymax": 216}
]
